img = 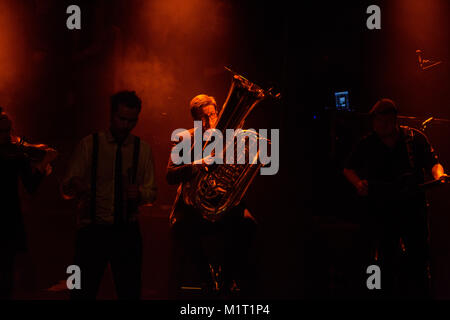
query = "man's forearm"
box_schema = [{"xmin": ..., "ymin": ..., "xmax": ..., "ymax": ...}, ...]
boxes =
[
  {"xmin": 166, "ymin": 163, "xmax": 199, "ymax": 185},
  {"xmin": 61, "ymin": 176, "xmax": 88, "ymax": 200},
  {"xmin": 61, "ymin": 177, "xmax": 78, "ymax": 200},
  {"xmin": 343, "ymin": 168, "xmax": 362, "ymax": 187},
  {"xmin": 139, "ymin": 185, "xmax": 157, "ymax": 205}
]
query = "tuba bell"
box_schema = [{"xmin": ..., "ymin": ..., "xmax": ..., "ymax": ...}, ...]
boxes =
[{"xmin": 182, "ymin": 68, "xmax": 280, "ymax": 222}]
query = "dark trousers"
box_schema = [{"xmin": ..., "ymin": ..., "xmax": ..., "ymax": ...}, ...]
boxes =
[
  {"xmin": 170, "ymin": 202, "xmax": 257, "ymax": 297},
  {"xmin": 364, "ymin": 198, "xmax": 430, "ymax": 299},
  {"xmin": 0, "ymin": 251, "xmax": 15, "ymax": 300},
  {"xmin": 70, "ymin": 222, "xmax": 142, "ymax": 300}
]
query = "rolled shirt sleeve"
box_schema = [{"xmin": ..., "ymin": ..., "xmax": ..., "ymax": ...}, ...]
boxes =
[
  {"xmin": 166, "ymin": 129, "xmax": 199, "ymax": 185},
  {"xmin": 61, "ymin": 135, "xmax": 91, "ymax": 199},
  {"xmin": 138, "ymin": 141, "xmax": 157, "ymax": 205}
]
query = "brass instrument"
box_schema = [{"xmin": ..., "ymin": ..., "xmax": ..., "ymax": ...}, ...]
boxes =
[{"xmin": 182, "ymin": 68, "xmax": 280, "ymax": 222}]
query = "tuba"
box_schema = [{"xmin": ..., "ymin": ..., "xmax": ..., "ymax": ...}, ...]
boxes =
[{"xmin": 182, "ymin": 68, "xmax": 280, "ymax": 222}]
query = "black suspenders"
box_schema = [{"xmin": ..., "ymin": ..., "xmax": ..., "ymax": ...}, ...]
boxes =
[
  {"xmin": 403, "ymin": 127, "xmax": 416, "ymax": 170},
  {"xmin": 127, "ymin": 136, "xmax": 141, "ymax": 223},
  {"xmin": 89, "ymin": 133, "xmax": 141, "ymax": 223},
  {"xmin": 131, "ymin": 136, "xmax": 140, "ymax": 185}
]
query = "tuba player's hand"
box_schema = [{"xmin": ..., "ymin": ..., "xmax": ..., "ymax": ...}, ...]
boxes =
[
  {"xmin": 356, "ymin": 179, "xmax": 369, "ymax": 197},
  {"xmin": 438, "ymin": 173, "xmax": 449, "ymax": 183}
]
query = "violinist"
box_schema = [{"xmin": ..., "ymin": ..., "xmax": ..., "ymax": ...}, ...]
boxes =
[{"xmin": 0, "ymin": 107, "xmax": 57, "ymax": 299}]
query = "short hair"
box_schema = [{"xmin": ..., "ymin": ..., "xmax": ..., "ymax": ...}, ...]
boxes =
[
  {"xmin": 190, "ymin": 94, "xmax": 218, "ymax": 120},
  {"xmin": 0, "ymin": 106, "xmax": 8, "ymax": 121},
  {"xmin": 110, "ymin": 90, "xmax": 142, "ymax": 114},
  {"xmin": 369, "ymin": 98, "xmax": 398, "ymax": 118},
  {"xmin": 0, "ymin": 106, "xmax": 11, "ymax": 129}
]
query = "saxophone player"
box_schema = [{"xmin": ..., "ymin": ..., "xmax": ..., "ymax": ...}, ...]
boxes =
[
  {"xmin": 167, "ymin": 94, "xmax": 257, "ymax": 297},
  {"xmin": 0, "ymin": 107, "xmax": 57, "ymax": 299}
]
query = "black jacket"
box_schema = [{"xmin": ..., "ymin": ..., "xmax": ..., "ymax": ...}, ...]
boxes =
[{"xmin": 0, "ymin": 144, "xmax": 44, "ymax": 252}]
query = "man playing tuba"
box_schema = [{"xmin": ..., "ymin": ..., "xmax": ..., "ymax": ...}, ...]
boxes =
[{"xmin": 167, "ymin": 94, "xmax": 257, "ymax": 297}]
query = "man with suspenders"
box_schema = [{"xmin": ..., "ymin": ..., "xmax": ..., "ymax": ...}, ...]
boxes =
[{"xmin": 62, "ymin": 90, "xmax": 157, "ymax": 299}]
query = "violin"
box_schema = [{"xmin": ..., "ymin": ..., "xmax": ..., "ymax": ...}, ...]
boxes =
[{"xmin": 0, "ymin": 136, "xmax": 52, "ymax": 162}]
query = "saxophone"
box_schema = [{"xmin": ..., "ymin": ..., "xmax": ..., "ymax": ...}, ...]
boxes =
[{"xmin": 182, "ymin": 68, "xmax": 280, "ymax": 222}]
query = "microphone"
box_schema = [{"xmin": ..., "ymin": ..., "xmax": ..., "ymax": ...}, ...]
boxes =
[
  {"xmin": 416, "ymin": 50, "xmax": 423, "ymax": 69},
  {"xmin": 421, "ymin": 117, "xmax": 434, "ymax": 131},
  {"xmin": 416, "ymin": 49, "xmax": 442, "ymax": 71}
]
